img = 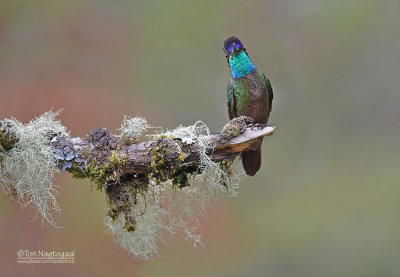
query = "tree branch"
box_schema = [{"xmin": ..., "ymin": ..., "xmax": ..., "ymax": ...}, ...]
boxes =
[{"xmin": 1, "ymin": 116, "xmax": 275, "ymax": 180}]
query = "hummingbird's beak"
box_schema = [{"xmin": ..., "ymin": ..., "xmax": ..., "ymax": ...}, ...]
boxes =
[{"xmin": 233, "ymin": 44, "xmax": 238, "ymax": 53}]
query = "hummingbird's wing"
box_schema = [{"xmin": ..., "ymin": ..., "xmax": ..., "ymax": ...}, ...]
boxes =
[
  {"xmin": 263, "ymin": 74, "xmax": 274, "ymax": 113},
  {"xmin": 227, "ymin": 80, "xmax": 237, "ymax": 120}
]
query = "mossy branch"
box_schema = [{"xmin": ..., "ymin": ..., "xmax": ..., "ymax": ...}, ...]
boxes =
[{"xmin": 0, "ymin": 116, "xmax": 275, "ymax": 184}]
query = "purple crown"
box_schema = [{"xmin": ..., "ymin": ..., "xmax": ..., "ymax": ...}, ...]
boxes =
[{"xmin": 223, "ymin": 36, "xmax": 244, "ymax": 56}]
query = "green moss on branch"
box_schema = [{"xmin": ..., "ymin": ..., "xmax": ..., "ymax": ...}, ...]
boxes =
[
  {"xmin": 0, "ymin": 130, "xmax": 18, "ymax": 151},
  {"xmin": 67, "ymin": 150, "xmax": 128, "ymax": 190},
  {"xmin": 222, "ymin": 116, "xmax": 253, "ymax": 141},
  {"xmin": 150, "ymin": 137, "xmax": 189, "ymax": 188}
]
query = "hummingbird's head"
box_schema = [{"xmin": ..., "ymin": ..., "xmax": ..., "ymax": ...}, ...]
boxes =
[{"xmin": 223, "ymin": 36, "xmax": 246, "ymax": 58}]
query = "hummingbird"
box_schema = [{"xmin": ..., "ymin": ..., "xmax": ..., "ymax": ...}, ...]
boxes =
[{"xmin": 222, "ymin": 36, "xmax": 273, "ymax": 176}]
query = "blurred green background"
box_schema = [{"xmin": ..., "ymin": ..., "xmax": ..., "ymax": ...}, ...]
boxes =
[{"xmin": 0, "ymin": 0, "xmax": 399, "ymax": 276}]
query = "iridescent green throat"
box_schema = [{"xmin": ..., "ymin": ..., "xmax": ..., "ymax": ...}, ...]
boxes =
[{"xmin": 229, "ymin": 51, "xmax": 255, "ymax": 78}]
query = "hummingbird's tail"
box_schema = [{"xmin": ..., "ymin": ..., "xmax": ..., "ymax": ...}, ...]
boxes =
[{"xmin": 241, "ymin": 141, "xmax": 262, "ymax": 176}]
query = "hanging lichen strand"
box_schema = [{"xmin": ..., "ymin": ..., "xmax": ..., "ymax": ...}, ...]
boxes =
[
  {"xmin": 0, "ymin": 111, "xmax": 68, "ymax": 226},
  {"xmin": 0, "ymin": 112, "xmax": 275, "ymax": 260},
  {"xmin": 90, "ymin": 118, "xmax": 240, "ymax": 260}
]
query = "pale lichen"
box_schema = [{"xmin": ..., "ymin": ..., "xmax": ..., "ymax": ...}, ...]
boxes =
[
  {"xmin": 117, "ymin": 116, "xmax": 151, "ymax": 142},
  {"xmin": 104, "ymin": 181, "xmax": 168, "ymax": 260},
  {"xmin": 0, "ymin": 111, "xmax": 69, "ymax": 226}
]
